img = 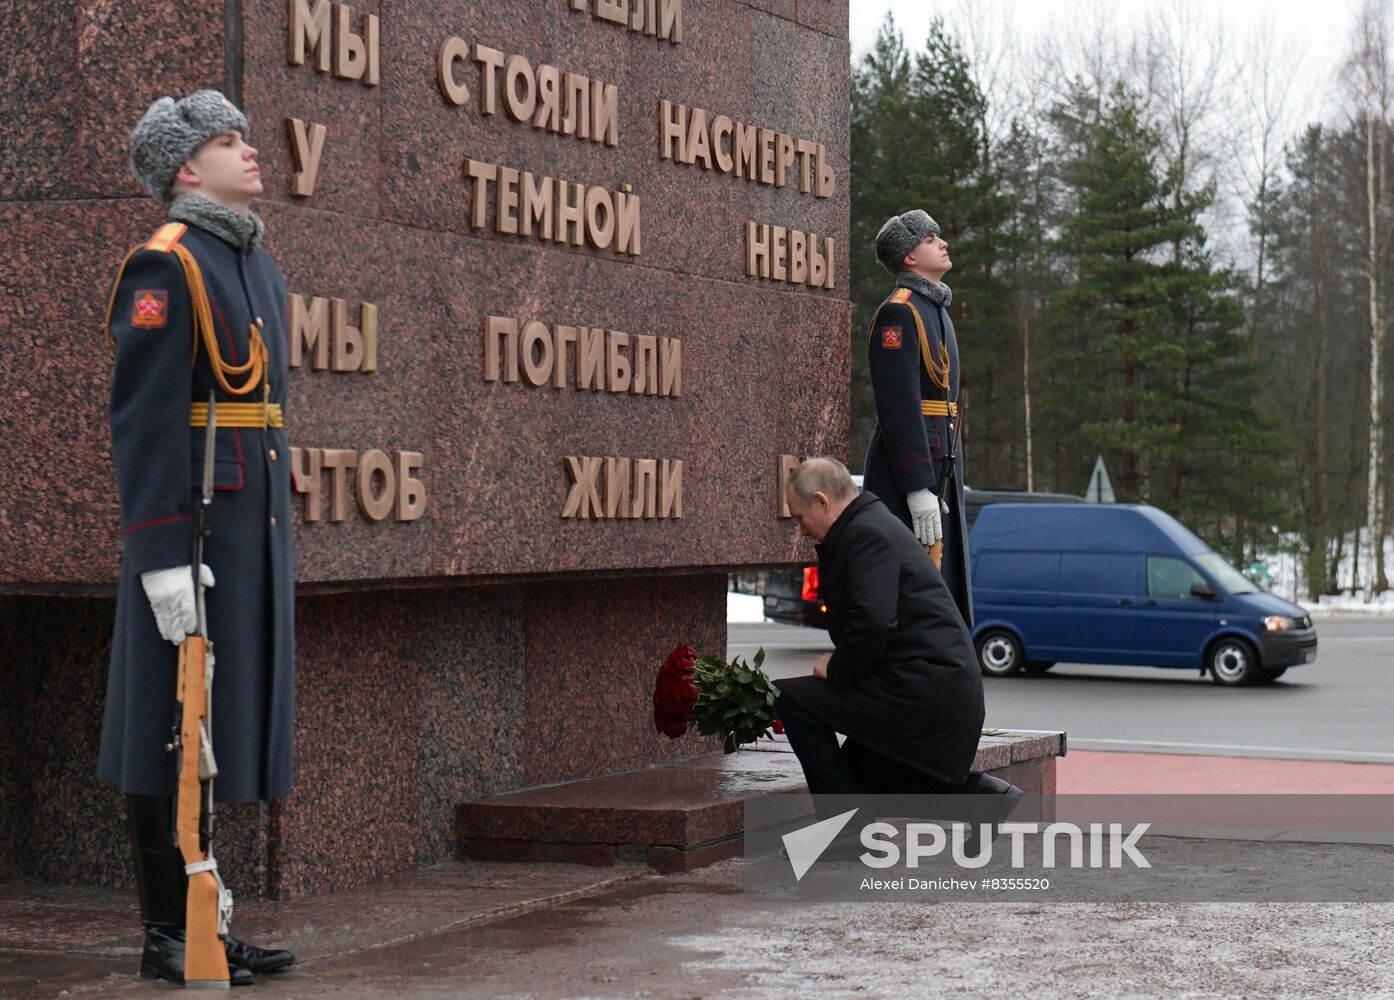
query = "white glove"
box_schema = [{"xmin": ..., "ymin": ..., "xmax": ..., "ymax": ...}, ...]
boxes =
[
  {"xmin": 140, "ymin": 564, "xmax": 215, "ymax": 645},
  {"xmin": 906, "ymin": 489, "xmax": 944, "ymax": 545}
]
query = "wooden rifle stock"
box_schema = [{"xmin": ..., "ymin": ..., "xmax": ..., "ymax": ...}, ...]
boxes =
[
  {"xmin": 176, "ymin": 390, "xmax": 231, "ymax": 989},
  {"xmin": 175, "ymin": 633, "xmax": 229, "ymax": 988},
  {"xmin": 174, "ymin": 633, "xmax": 229, "ymax": 987}
]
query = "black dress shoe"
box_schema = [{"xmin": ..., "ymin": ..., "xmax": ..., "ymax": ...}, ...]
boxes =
[
  {"xmin": 225, "ymin": 934, "xmax": 296, "ymax": 974},
  {"xmin": 139, "ymin": 926, "xmax": 255, "ymax": 987},
  {"xmin": 960, "ymin": 773, "xmax": 1025, "ymax": 852}
]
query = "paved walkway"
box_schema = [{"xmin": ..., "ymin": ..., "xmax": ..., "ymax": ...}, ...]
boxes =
[
  {"xmin": 3, "ymin": 854, "xmax": 1392, "ymax": 999},
  {"xmin": 1060, "ymin": 750, "xmax": 1394, "ymax": 794},
  {"xmin": 8, "ymin": 751, "xmax": 1394, "ymax": 998}
]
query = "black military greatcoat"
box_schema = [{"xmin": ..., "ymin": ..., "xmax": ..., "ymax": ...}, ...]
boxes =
[
  {"xmin": 778, "ymin": 492, "xmax": 984, "ymax": 785},
  {"xmin": 862, "ymin": 282, "xmax": 972, "ymax": 626},
  {"xmin": 99, "ymin": 220, "xmax": 294, "ymax": 804}
]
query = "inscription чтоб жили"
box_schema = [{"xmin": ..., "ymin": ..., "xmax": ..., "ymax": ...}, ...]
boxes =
[
  {"xmin": 484, "ymin": 317, "xmax": 681, "ymax": 397},
  {"xmin": 291, "ymin": 448, "xmax": 427, "ymax": 523},
  {"xmin": 563, "ymin": 457, "xmax": 683, "ymax": 520},
  {"xmin": 439, "ymin": 40, "xmax": 620, "ymax": 148}
]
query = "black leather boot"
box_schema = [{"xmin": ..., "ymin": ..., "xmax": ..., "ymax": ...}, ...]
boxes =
[
  {"xmin": 225, "ymin": 934, "xmax": 295, "ymax": 974},
  {"xmin": 139, "ymin": 927, "xmax": 255, "ymax": 987},
  {"xmin": 125, "ymin": 794, "xmax": 254, "ymax": 987}
]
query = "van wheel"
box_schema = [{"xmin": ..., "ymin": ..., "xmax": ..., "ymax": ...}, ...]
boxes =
[
  {"xmin": 976, "ymin": 630, "xmax": 1023, "ymax": 677},
  {"xmin": 1208, "ymin": 637, "xmax": 1261, "ymax": 687},
  {"xmin": 1023, "ymin": 660, "xmax": 1055, "ymax": 675}
]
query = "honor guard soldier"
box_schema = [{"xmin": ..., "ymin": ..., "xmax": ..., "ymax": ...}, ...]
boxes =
[
  {"xmin": 98, "ymin": 90, "xmax": 296, "ymax": 986},
  {"xmin": 864, "ymin": 210, "xmax": 972, "ymax": 627}
]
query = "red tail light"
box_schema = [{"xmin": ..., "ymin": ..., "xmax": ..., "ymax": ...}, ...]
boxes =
[{"xmin": 802, "ymin": 566, "xmax": 819, "ymax": 602}]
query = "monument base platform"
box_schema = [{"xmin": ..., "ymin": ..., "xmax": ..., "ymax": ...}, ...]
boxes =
[
  {"xmin": 0, "ymin": 574, "xmax": 726, "ymax": 900},
  {"xmin": 457, "ymin": 731, "xmax": 1066, "ymax": 873}
]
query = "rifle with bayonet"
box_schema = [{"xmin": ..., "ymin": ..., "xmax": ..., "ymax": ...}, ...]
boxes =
[
  {"xmin": 169, "ymin": 390, "xmax": 233, "ymax": 989},
  {"xmin": 927, "ymin": 397, "xmax": 963, "ymax": 571}
]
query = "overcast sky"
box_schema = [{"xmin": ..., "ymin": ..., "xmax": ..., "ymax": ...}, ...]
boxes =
[
  {"xmin": 847, "ymin": 0, "xmax": 1369, "ymax": 268},
  {"xmin": 849, "ymin": 0, "xmax": 1358, "ymax": 113}
]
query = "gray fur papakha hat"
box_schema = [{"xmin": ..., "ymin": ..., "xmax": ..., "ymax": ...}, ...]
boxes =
[
  {"xmin": 874, "ymin": 209, "xmax": 941, "ymax": 274},
  {"xmin": 129, "ymin": 90, "xmax": 250, "ymax": 205}
]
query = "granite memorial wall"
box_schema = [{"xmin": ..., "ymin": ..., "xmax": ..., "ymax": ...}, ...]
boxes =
[{"xmin": 0, "ymin": 0, "xmax": 850, "ymax": 897}]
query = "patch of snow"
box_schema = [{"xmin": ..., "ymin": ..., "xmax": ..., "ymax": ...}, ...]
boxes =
[
  {"xmin": 727, "ymin": 591, "xmax": 768, "ymax": 624},
  {"xmin": 1264, "ymin": 533, "xmax": 1394, "ymax": 615},
  {"xmin": 1300, "ymin": 591, "xmax": 1394, "ymax": 617}
]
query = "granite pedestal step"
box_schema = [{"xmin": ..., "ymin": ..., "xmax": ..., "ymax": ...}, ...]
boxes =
[{"xmin": 457, "ymin": 730, "xmax": 1065, "ymax": 874}]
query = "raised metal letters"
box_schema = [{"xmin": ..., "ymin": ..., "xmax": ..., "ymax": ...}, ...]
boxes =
[
  {"xmin": 658, "ymin": 101, "xmax": 834, "ymax": 198},
  {"xmin": 290, "ymin": 447, "xmax": 428, "ymax": 523},
  {"xmin": 483, "ymin": 316, "xmax": 681, "ymax": 396},
  {"xmin": 287, "ymin": 118, "xmax": 327, "ymax": 198},
  {"xmin": 465, "ymin": 159, "xmax": 641, "ymax": 256},
  {"xmin": 568, "ymin": 0, "xmax": 682, "ymax": 43},
  {"xmin": 287, "ymin": 0, "xmax": 378, "ymax": 86},
  {"xmin": 562, "ymin": 456, "xmax": 683, "ymax": 519},
  {"xmin": 746, "ymin": 221, "xmax": 835, "ymax": 289}
]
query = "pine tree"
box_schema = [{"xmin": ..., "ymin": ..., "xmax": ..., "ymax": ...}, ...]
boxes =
[
  {"xmin": 1048, "ymin": 82, "xmax": 1278, "ymax": 547},
  {"xmin": 1050, "ymin": 83, "xmax": 1197, "ymax": 498}
]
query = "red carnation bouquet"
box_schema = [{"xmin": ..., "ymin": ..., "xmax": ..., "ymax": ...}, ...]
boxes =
[{"xmin": 654, "ymin": 644, "xmax": 782, "ymax": 753}]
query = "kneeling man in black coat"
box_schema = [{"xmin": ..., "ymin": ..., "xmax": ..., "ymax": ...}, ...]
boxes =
[{"xmin": 776, "ymin": 457, "xmax": 1014, "ymax": 811}]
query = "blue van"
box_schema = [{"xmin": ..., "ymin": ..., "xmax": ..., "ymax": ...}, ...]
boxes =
[{"xmin": 969, "ymin": 504, "xmax": 1318, "ymax": 686}]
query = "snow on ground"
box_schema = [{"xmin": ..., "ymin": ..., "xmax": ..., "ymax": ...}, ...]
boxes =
[
  {"xmin": 1268, "ymin": 535, "xmax": 1394, "ymax": 616},
  {"xmin": 727, "ymin": 591, "xmax": 767, "ymax": 624},
  {"xmin": 1301, "ymin": 591, "xmax": 1394, "ymax": 616}
]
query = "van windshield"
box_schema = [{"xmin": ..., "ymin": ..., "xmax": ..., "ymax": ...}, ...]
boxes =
[{"xmin": 1193, "ymin": 553, "xmax": 1259, "ymax": 595}]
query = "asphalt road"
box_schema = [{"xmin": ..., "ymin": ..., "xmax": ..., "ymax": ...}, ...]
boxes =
[{"xmin": 728, "ymin": 617, "xmax": 1394, "ymax": 763}]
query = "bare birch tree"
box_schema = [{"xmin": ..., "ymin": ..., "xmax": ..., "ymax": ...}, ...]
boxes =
[
  {"xmin": 1345, "ymin": 0, "xmax": 1392, "ymax": 596},
  {"xmin": 1144, "ymin": 0, "xmax": 1232, "ymax": 259},
  {"xmin": 1235, "ymin": 12, "xmax": 1300, "ymax": 344}
]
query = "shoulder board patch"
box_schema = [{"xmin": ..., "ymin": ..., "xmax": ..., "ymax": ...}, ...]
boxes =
[
  {"xmin": 131, "ymin": 289, "xmax": 169, "ymax": 328},
  {"xmin": 890, "ymin": 288, "xmax": 913, "ymax": 305},
  {"xmin": 146, "ymin": 223, "xmax": 188, "ymax": 253}
]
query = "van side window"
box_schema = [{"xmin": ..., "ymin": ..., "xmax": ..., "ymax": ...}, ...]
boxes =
[
  {"xmin": 1147, "ymin": 556, "xmax": 1207, "ymax": 600},
  {"xmin": 976, "ymin": 552, "xmax": 1059, "ymax": 591},
  {"xmin": 1059, "ymin": 554, "xmax": 1138, "ymax": 595}
]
